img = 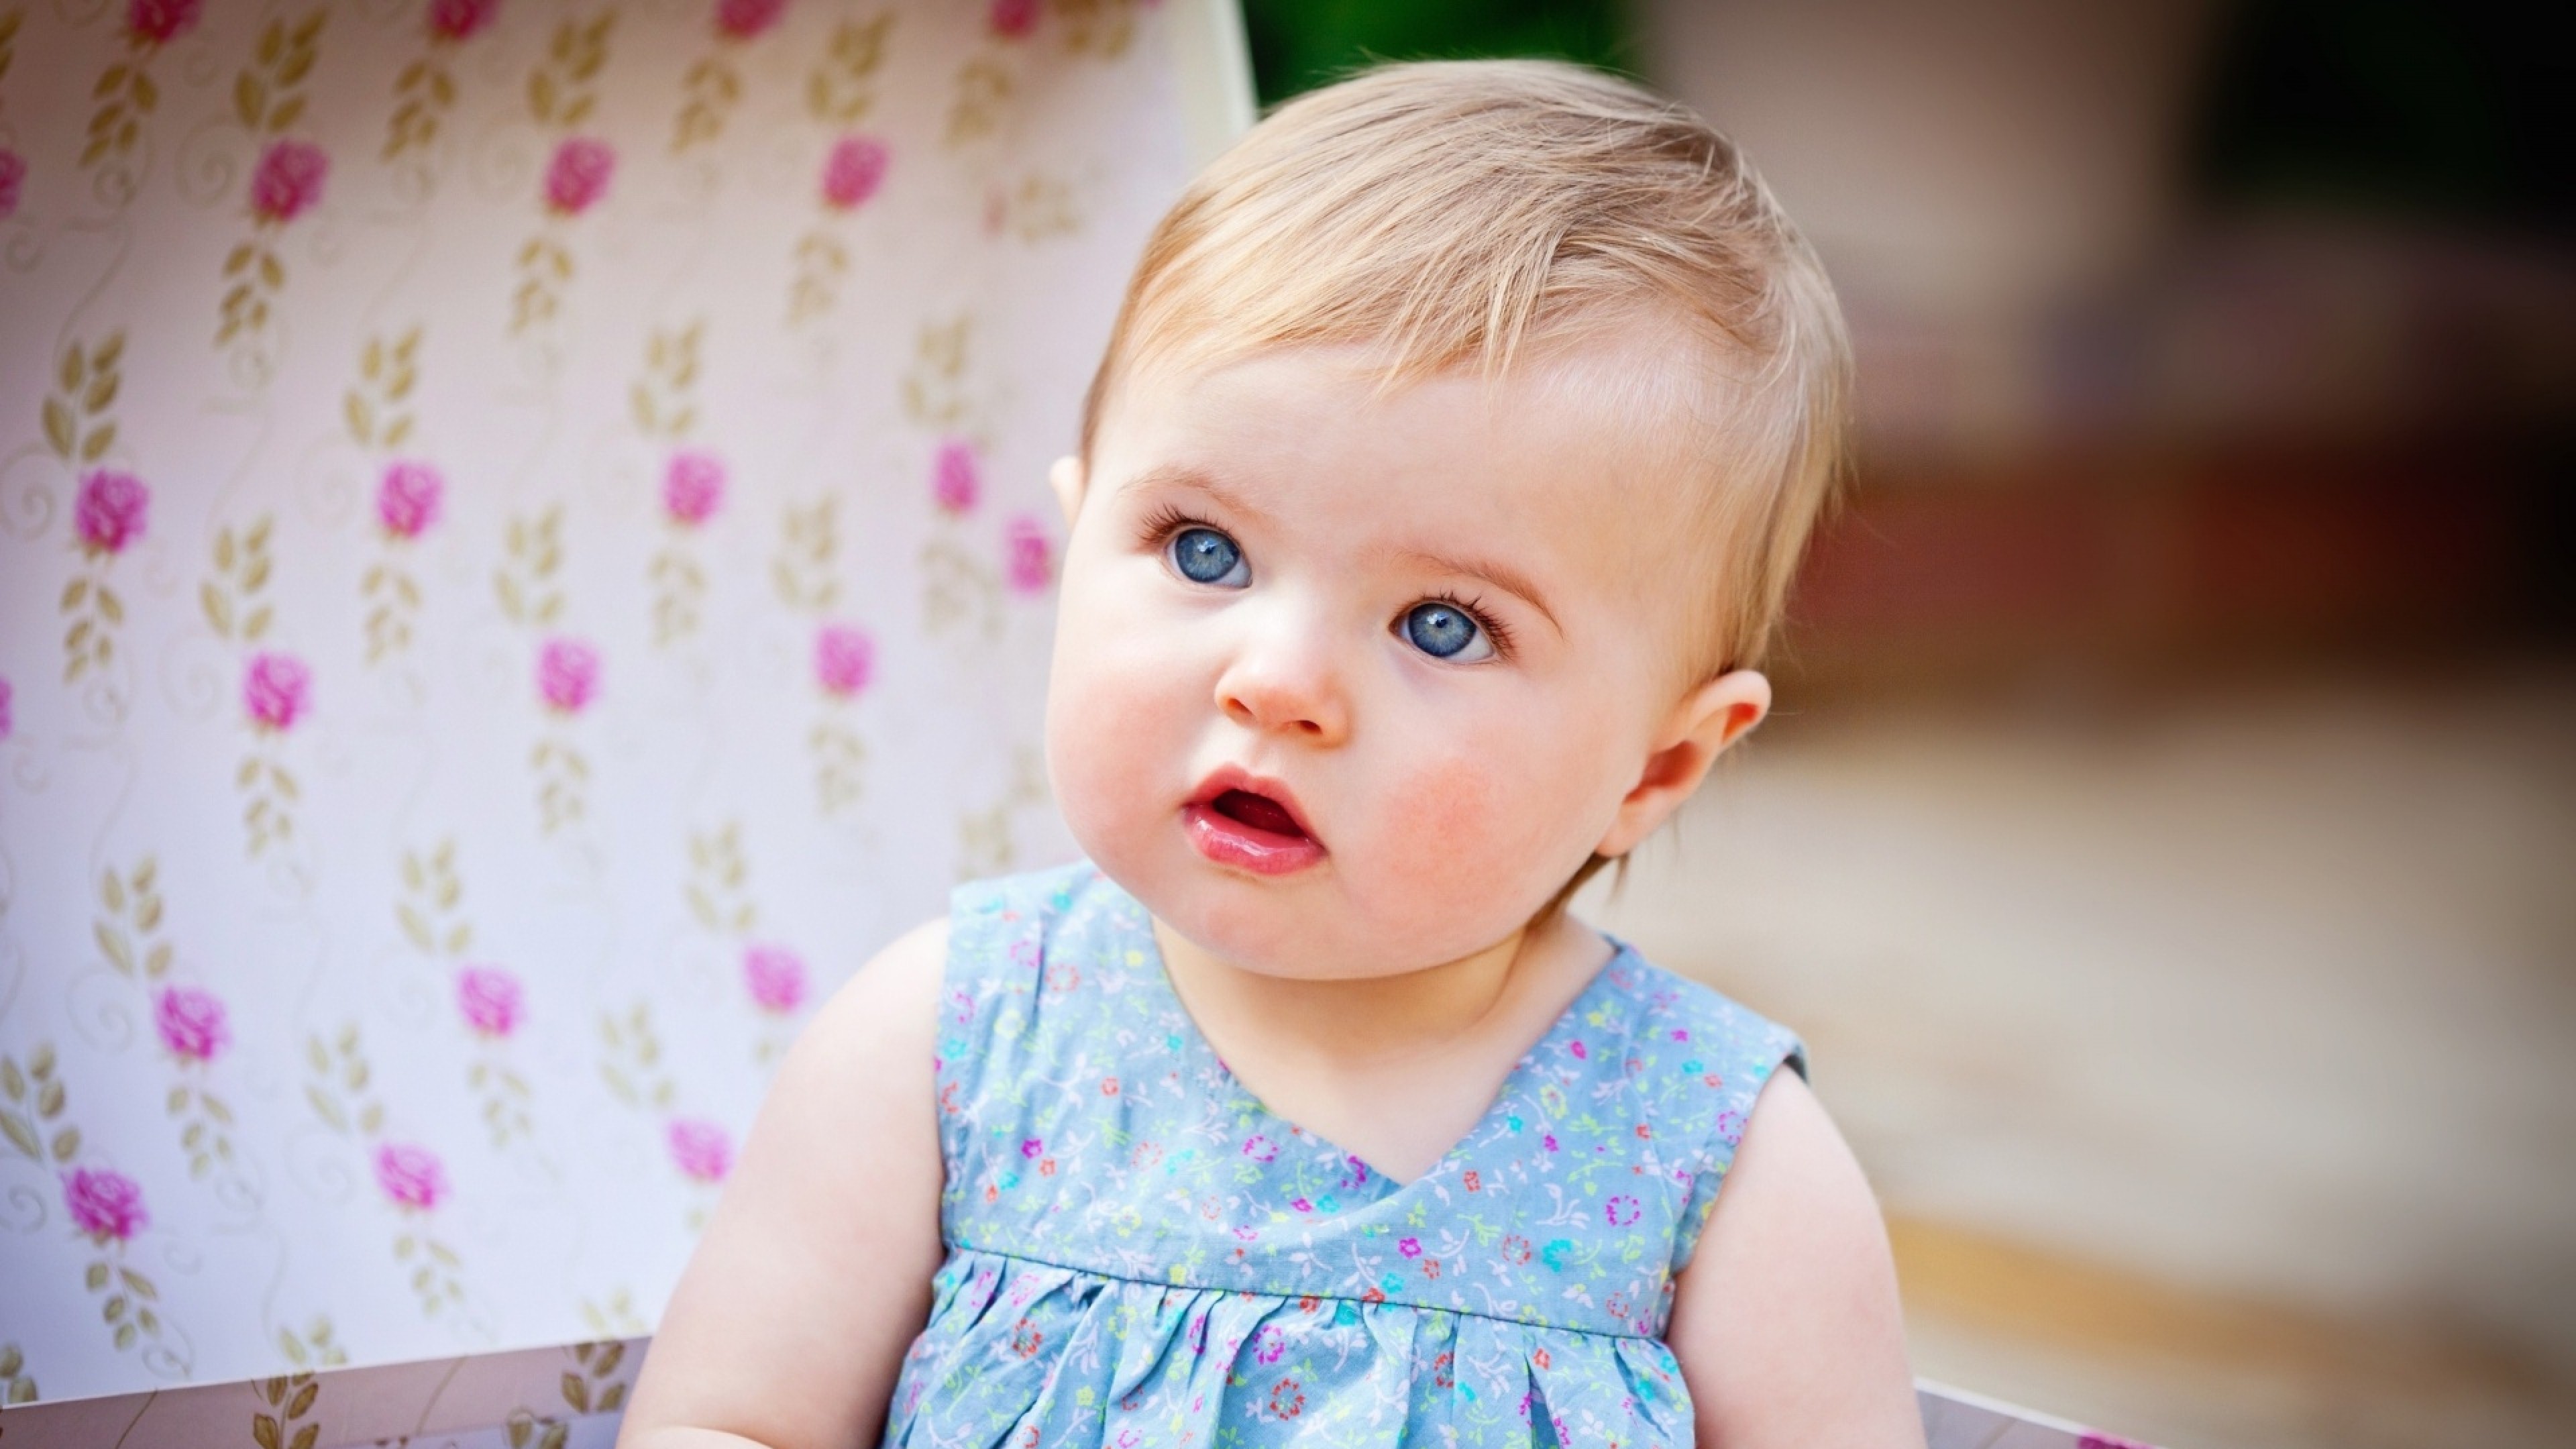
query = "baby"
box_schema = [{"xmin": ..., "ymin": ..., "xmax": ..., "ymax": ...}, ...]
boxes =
[{"xmin": 623, "ymin": 60, "xmax": 1921, "ymax": 1449}]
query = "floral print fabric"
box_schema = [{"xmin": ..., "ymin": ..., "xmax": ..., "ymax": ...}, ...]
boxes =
[{"xmin": 885, "ymin": 861, "xmax": 1806, "ymax": 1446}]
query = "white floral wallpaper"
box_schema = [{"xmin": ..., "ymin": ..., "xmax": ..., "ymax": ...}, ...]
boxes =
[{"xmin": 0, "ymin": 0, "xmax": 1201, "ymax": 1403}]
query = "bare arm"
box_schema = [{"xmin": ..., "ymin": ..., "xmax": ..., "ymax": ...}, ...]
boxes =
[
  {"xmin": 618, "ymin": 920, "xmax": 951, "ymax": 1449},
  {"xmin": 1664, "ymin": 1069, "xmax": 1924, "ymax": 1449}
]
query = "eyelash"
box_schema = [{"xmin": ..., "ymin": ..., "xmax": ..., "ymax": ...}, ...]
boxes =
[{"xmin": 1135, "ymin": 503, "xmax": 1516, "ymax": 661}]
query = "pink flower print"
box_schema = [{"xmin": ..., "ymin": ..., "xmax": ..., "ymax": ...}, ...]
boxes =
[
  {"xmin": 667, "ymin": 1118, "xmax": 733, "ymax": 1183},
  {"xmin": 456, "ymin": 966, "xmax": 524, "ymax": 1038},
  {"xmin": 62, "ymin": 1167, "xmax": 148, "ymax": 1242},
  {"xmin": 1003, "ymin": 513, "xmax": 1053, "ymax": 596},
  {"xmin": 819, "ymin": 136, "xmax": 888, "ymax": 210},
  {"xmin": 74, "ymin": 469, "xmax": 149, "ymax": 556},
  {"xmin": 742, "ymin": 945, "xmax": 808, "ymax": 1015},
  {"xmin": 1397, "ymin": 1236, "xmax": 1422, "ymax": 1258},
  {"xmin": 1568, "ymin": 1039, "xmax": 1587, "ymax": 1059},
  {"xmin": 0, "ymin": 149, "xmax": 24, "ymax": 222},
  {"xmin": 154, "ymin": 985, "xmax": 229, "ymax": 1063},
  {"xmin": 543, "ymin": 137, "xmax": 615, "ymax": 216},
  {"xmin": 376, "ymin": 460, "xmax": 443, "ymax": 539},
  {"xmin": 813, "ymin": 623, "xmax": 874, "ymax": 698},
  {"xmin": 1241, "ymin": 1134, "xmax": 1277, "ymax": 1163},
  {"xmin": 661, "ymin": 450, "xmax": 725, "ymax": 527},
  {"xmin": 373, "ymin": 1142, "xmax": 448, "ymax": 1210},
  {"xmin": 243, "ymin": 651, "xmax": 312, "ymax": 733},
  {"xmin": 536, "ymin": 637, "xmax": 598, "ymax": 714},
  {"xmin": 127, "ymin": 0, "xmax": 201, "ymax": 45},
  {"xmin": 250, "ymin": 140, "xmax": 328, "ymax": 225},
  {"xmin": 1019, "ymin": 1138, "xmax": 1042, "ymax": 1159},
  {"xmin": 428, "ymin": 0, "xmax": 499, "ymax": 42},
  {"xmin": 715, "ymin": 0, "xmax": 786, "ymax": 40},
  {"xmin": 1604, "ymin": 1193, "xmax": 1642, "ymax": 1228},
  {"xmin": 932, "ymin": 439, "xmax": 979, "ymax": 516},
  {"xmin": 1252, "ymin": 1325, "xmax": 1285, "ymax": 1364},
  {"xmin": 988, "ymin": 0, "xmax": 1036, "ymax": 39}
]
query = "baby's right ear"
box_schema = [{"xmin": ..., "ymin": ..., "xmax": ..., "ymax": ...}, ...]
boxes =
[{"xmin": 1049, "ymin": 455, "xmax": 1087, "ymax": 525}]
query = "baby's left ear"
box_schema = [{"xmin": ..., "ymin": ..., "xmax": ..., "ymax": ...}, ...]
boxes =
[
  {"xmin": 1049, "ymin": 455, "xmax": 1087, "ymax": 526},
  {"xmin": 1593, "ymin": 669, "xmax": 1770, "ymax": 859}
]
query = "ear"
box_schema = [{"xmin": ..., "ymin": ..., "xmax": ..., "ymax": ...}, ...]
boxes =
[
  {"xmin": 1049, "ymin": 454, "xmax": 1087, "ymax": 527},
  {"xmin": 1593, "ymin": 669, "xmax": 1770, "ymax": 859}
]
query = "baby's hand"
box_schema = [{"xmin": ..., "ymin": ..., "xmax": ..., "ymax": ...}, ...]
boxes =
[{"xmin": 617, "ymin": 921, "xmax": 949, "ymax": 1449}]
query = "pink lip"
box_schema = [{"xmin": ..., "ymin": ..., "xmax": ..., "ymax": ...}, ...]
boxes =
[{"xmin": 1183, "ymin": 767, "xmax": 1326, "ymax": 877}]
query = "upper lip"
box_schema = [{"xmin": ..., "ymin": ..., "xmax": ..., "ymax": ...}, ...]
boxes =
[{"xmin": 1187, "ymin": 764, "xmax": 1322, "ymax": 843}]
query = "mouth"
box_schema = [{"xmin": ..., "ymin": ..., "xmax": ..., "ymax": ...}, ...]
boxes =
[{"xmin": 1183, "ymin": 771, "xmax": 1326, "ymax": 877}]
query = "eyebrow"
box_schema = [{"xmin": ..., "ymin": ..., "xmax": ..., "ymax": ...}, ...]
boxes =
[
  {"xmin": 1392, "ymin": 546, "xmax": 1563, "ymax": 637},
  {"xmin": 1115, "ymin": 464, "xmax": 1275, "ymax": 527}
]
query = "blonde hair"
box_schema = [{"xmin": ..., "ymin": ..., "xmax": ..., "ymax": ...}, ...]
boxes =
[{"xmin": 1080, "ymin": 58, "xmax": 1851, "ymax": 676}]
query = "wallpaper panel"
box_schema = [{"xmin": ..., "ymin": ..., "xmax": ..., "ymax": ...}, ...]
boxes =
[{"xmin": 0, "ymin": 0, "xmax": 1189, "ymax": 1402}]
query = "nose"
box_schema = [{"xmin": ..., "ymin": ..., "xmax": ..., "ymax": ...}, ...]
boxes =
[{"xmin": 1213, "ymin": 611, "xmax": 1350, "ymax": 747}]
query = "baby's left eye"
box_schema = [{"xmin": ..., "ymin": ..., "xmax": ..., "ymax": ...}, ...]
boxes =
[{"xmin": 1399, "ymin": 601, "xmax": 1493, "ymax": 663}]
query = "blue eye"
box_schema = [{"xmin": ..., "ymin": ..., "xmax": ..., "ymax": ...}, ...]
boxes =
[
  {"xmin": 1401, "ymin": 600, "xmax": 1491, "ymax": 661},
  {"xmin": 1168, "ymin": 527, "xmax": 1248, "ymax": 587}
]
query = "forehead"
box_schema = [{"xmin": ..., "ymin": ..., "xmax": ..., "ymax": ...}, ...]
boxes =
[{"xmin": 1094, "ymin": 341, "xmax": 1710, "ymax": 610}]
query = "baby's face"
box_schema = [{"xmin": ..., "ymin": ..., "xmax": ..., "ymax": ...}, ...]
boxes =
[{"xmin": 1046, "ymin": 342, "xmax": 1742, "ymax": 978}]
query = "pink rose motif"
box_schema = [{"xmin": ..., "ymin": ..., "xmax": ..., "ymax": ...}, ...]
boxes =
[
  {"xmin": 1003, "ymin": 512, "xmax": 1052, "ymax": 596},
  {"xmin": 813, "ymin": 623, "xmax": 874, "ymax": 698},
  {"xmin": 250, "ymin": 140, "xmax": 328, "ymax": 225},
  {"xmin": 742, "ymin": 945, "xmax": 808, "ymax": 1015},
  {"xmin": 932, "ymin": 439, "xmax": 979, "ymax": 516},
  {"xmin": 0, "ymin": 149, "xmax": 24, "ymax": 223},
  {"xmin": 661, "ymin": 450, "xmax": 725, "ymax": 527},
  {"xmin": 127, "ymin": 0, "xmax": 201, "ymax": 45},
  {"xmin": 1604, "ymin": 1193, "xmax": 1642, "ymax": 1228},
  {"xmin": 543, "ymin": 137, "xmax": 615, "ymax": 216},
  {"xmin": 536, "ymin": 637, "xmax": 598, "ymax": 714},
  {"xmin": 154, "ymin": 985, "xmax": 229, "ymax": 1063},
  {"xmin": 456, "ymin": 966, "xmax": 523, "ymax": 1038},
  {"xmin": 989, "ymin": 0, "xmax": 1036, "ymax": 39},
  {"xmin": 376, "ymin": 460, "xmax": 443, "ymax": 539},
  {"xmin": 62, "ymin": 1167, "xmax": 148, "ymax": 1242},
  {"xmin": 374, "ymin": 1142, "xmax": 447, "ymax": 1210},
  {"xmin": 667, "ymin": 1118, "xmax": 733, "ymax": 1183},
  {"xmin": 1398, "ymin": 1236, "xmax": 1421, "ymax": 1258},
  {"xmin": 244, "ymin": 651, "xmax": 312, "ymax": 733},
  {"xmin": 819, "ymin": 136, "xmax": 888, "ymax": 211},
  {"xmin": 74, "ymin": 469, "xmax": 149, "ymax": 555},
  {"xmin": 427, "ymin": 0, "xmax": 499, "ymax": 42},
  {"xmin": 715, "ymin": 0, "xmax": 786, "ymax": 40}
]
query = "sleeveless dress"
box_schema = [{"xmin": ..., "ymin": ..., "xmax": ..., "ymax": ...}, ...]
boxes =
[{"xmin": 882, "ymin": 861, "xmax": 1807, "ymax": 1448}]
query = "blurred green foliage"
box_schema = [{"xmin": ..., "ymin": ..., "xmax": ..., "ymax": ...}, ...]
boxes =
[{"xmin": 1240, "ymin": 0, "xmax": 1638, "ymax": 107}]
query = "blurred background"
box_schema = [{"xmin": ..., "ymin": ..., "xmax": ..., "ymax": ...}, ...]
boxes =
[{"xmin": 1246, "ymin": 2, "xmax": 2576, "ymax": 1446}]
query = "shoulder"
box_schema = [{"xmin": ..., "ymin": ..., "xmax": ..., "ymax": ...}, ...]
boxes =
[
  {"xmin": 1663, "ymin": 1069, "xmax": 1923, "ymax": 1448},
  {"xmin": 807, "ymin": 916, "xmax": 947, "ymax": 1055},
  {"xmin": 1611, "ymin": 949, "xmax": 1805, "ymax": 1075}
]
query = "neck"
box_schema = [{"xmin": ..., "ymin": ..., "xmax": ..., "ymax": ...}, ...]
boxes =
[{"xmin": 1150, "ymin": 914, "xmax": 1575, "ymax": 1071}]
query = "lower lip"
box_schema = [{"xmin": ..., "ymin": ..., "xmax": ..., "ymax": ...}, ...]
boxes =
[{"xmin": 1183, "ymin": 802, "xmax": 1326, "ymax": 876}]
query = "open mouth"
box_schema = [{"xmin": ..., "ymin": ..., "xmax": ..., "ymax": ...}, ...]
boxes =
[
  {"xmin": 1183, "ymin": 774, "xmax": 1326, "ymax": 875},
  {"xmin": 1209, "ymin": 789, "xmax": 1305, "ymax": 839}
]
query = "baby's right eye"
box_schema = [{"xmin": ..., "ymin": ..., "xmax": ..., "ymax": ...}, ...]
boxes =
[{"xmin": 1167, "ymin": 526, "xmax": 1249, "ymax": 588}]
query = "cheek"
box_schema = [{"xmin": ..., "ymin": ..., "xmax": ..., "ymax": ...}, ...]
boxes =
[
  {"xmin": 1044, "ymin": 566, "xmax": 1200, "ymax": 852},
  {"xmin": 1363, "ymin": 725, "xmax": 1600, "ymax": 930}
]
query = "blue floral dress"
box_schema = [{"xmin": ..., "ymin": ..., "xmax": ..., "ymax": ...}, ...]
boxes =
[{"xmin": 882, "ymin": 861, "xmax": 1806, "ymax": 1447}]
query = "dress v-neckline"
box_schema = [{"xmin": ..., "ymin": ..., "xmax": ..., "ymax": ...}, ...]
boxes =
[{"xmin": 1132, "ymin": 909, "xmax": 1627, "ymax": 1193}]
